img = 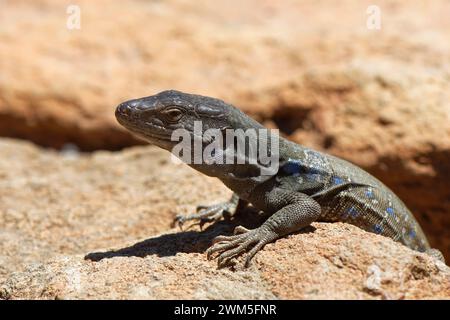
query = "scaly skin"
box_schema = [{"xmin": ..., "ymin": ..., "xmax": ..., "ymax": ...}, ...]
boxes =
[{"xmin": 115, "ymin": 90, "xmax": 444, "ymax": 267}]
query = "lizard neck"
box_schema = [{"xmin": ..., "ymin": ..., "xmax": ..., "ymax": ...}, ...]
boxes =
[
  {"xmin": 178, "ymin": 105, "xmax": 310, "ymax": 199},
  {"xmin": 185, "ymin": 108, "xmax": 301, "ymax": 199}
]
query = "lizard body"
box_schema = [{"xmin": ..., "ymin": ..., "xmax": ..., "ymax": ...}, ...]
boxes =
[{"xmin": 116, "ymin": 90, "xmax": 444, "ymax": 267}]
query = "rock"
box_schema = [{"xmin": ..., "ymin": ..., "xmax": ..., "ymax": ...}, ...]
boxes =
[
  {"xmin": 1, "ymin": 223, "xmax": 449, "ymax": 300},
  {"xmin": 242, "ymin": 62, "xmax": 450, "ymax": 262},
  {"xmin": 0, "ymin": 138, "xmax": 228, "ymax": 284},
  {"xmin": 1, "ymin": 0, "xmax": 449, "ymax": 151},
  {"xmin": 0, "ymin": 139, "xmax": 449, "ymax": 299},
  {"xmin": 0, "ymin": 0, "xmax": 449, "ymax": 261}
]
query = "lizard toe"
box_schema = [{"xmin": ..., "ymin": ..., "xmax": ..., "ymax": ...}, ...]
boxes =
[
  {"xmin": 216, "ymin": 238, "xmax": 256, "ymax": 268},
  {"xmin": 212, "ymin": 233, "xmax": 243, "ymax": 244},
  {"xmin": 233, "ymin": 225, "xmax": 250, "ymax": 235},
  {"xmin": 172, "ymin": 203, "xmax": 229, "ymax": 229},
  {"xmin": 206, "ymin": 236, "xmax": 246, "ymax": 260},
  {"xmin": 207, "ymin": 227, "xmax": 278, "ymax": 267},
  {"xmin": 172, "ymin": 215, "xmax": 186, "ymax": 229}
]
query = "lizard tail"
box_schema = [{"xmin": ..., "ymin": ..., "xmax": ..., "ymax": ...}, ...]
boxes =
[{"xmin": 426, "ymin": 248, "xmax": 445, "ymax": 263}]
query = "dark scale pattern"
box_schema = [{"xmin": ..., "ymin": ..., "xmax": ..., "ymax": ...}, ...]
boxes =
[
  {"xmin": 318, "ymin": 184, "xmax": 429, "ymax": 251},
  {"xmin": 277, "ymin": 149, "xmax": 430, "ymax": 252}
]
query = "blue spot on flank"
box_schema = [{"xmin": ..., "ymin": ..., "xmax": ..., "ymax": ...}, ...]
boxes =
[
  {"xmin": 386, "ymin": 207, "xmax": 394, "ymax": 217},
  {"xmin": 365, "ymin": 189, "xmax": 374, "ymax": 198},
  {"xmin": 333, "ymin": 177, "xmax": 343, "ymax": 185},
  {"xmin": 373, "ymin": 224, "xmax": 383, "ymax": 234},
  {"xmin": 347, "ymin": 206, "xmax": 359, "ymax": 218},
  {"xmin": 283, "ymin": 160, "xmax": 302, "ymax": 175},
  {"xmin": 409, "ymin": 229, "xmax": 416, "ymax": 238}
]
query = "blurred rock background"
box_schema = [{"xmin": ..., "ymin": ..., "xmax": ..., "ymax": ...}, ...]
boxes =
[{"xmin": 0, "ymin": 0, "xmax": 449, "ymax": 298}]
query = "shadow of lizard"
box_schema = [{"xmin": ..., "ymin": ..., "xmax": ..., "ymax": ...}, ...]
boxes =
[{"xmin": 85, "ymin": 209, "xmax": 316, "ymax": 262}]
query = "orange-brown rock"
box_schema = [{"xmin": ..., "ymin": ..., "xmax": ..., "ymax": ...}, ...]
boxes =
[
  {"xmin": 0, "ymin": 139, "xmax": 449, "ymax": 299},
  {"xmin": 2, "ymin": 222, "xmax": 450, "ymax": 300},
  {"xmin": 1, "ymin": 0, "xmax": 449, "ymax": 151},
  {"xmin": 0, "ymin": 0, "xmax": 449, "ymax": 260}
]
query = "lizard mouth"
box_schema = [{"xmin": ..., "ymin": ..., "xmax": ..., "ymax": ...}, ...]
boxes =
[
  {"xmin": 127, "ymin": 123, "xmax": 172, "ymax": 142},
  {"xmin": 116, "ymin": 115, "xmax": 173, "ymax": 142}
]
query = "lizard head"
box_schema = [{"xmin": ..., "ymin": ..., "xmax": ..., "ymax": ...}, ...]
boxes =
[
  {"xmin": 115, "ymin": 90, "xmax": 234, "ymax": 151},
  {"xmin": 116, "ymin": 90, "xmax": 278, "ymax": 177}
]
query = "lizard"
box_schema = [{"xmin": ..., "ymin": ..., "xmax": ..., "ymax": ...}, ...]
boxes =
[{"xmin": 115, "ymin": 90, "xmax": 445, "ymax": 267}]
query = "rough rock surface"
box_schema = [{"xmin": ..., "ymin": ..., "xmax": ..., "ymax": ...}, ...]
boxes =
[
  {"xmin": 0, "ymin": 138, "xmax": 227, "ymax": 285},
  {"xmin": 1, "ymin": 0, "xmax": 449, "ymax": 151},
  {"xmin": 0, "ymin": 139, "xmax": 449, "ymax": 299},
  {"xmin": 0, "ymin": 0, "xmax": 449, "ymax": 261}
]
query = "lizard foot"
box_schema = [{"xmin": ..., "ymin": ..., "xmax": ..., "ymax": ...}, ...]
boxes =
[
  {"xmin": 206, "ymin": 225, "xmax": 278, "ymax": 268},
  {"xmin": 173, "ymin": 201, "xmax": 236, "ymax": 230}
]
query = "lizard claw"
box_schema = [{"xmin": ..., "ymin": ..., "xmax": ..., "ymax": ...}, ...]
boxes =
[
  {"xmin": 233, "ymin": 225, "xmax": 250, "ymax": 235},
  {"xmin": 173, "ymin": 214, "xmax": 186, "ymax": 230},
  {"xmin": 206, "ymin": 225, "xmax": 278, "ymax": 268},
  {"xmin": 172, "ymin": 201, "xmax": 235, "ymax": 230},
  {"xmin": 173, "ymin": 215, "xmax": 210, "ymax": 231},
  {"xmin": 196, "ymin": 205, "xmax": 208, "ymax": 212}
]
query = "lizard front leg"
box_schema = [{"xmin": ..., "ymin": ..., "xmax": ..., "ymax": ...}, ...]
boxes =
[
  {"xmin": 173, "ymin": 193, "xmax": 248, "ymax": 229},
  {"xmin": 206, "ymin": 190, "xmax": 321, "ymax": 268}
]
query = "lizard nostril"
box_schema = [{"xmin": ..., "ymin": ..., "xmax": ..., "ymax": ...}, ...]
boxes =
[
  {"xmin": 116, "ymin": 103, "xmax": 131, "ymax": 117},
  {"xmin": 129, "ymin": 101, "xmax": 139, "ymax": 108}
]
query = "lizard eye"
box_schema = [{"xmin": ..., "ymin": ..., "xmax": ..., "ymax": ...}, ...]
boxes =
[{"xmin": 161, "ymin": 108, "xmax": 183, "ymax": 122}]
